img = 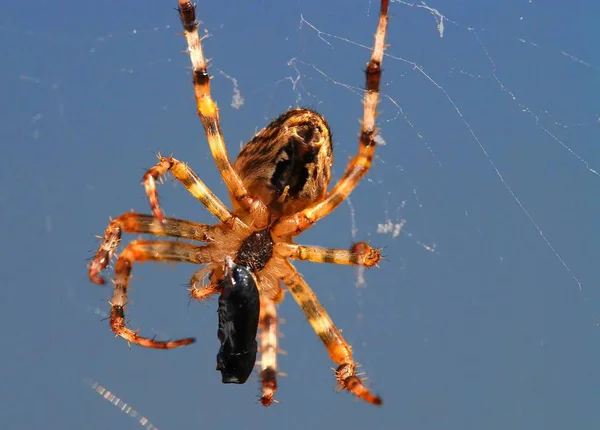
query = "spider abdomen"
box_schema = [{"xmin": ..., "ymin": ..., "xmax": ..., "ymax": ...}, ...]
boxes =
[{"xmin": 232, "ymin": 108, "xmax": 333, "ymax": 219}]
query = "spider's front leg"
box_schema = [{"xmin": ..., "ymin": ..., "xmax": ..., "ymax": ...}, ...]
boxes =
[
  {"xmin": 109, "ymin": 240, "xmax": 217, "ymax": 349},
  {"xmin": 177, "ymin": 1, "xmax": 269, "ymax": 229},
  {"xmin": 88, "ymin": 213, "xmax": 216, "ymax": 284},
  {"xmin": 273, "ymin": 0, "xmax": 389, "ymax": 238},
  {"xmin": 279, "ymin": 261, "xmax": 382, "ymax": 405}
]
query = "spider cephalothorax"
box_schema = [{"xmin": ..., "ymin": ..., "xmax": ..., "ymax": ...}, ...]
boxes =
[{"xmin": 89, "ymin": 0, "xmax": 389, "ymax": 407}]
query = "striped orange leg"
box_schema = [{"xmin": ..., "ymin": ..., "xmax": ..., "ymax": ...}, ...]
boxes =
[
  {"xmin": 89, "ymin": 213, "xmax": 216, "ymax": 285},
  {"xmin": 258, "ymin": 294, "xmax": 279, "ymax": 406},
  {"xmin": 274, "ymin": 242, "xmax": 381, "ymax": 267},
  {"xmin": 110, "ymin": 240, "xmax": 217, "ymax": 349},
  {"xmin": 143, "ymin": 156, "xmax": 247, "ymax": 231},
  {"xmin": 177, "ymin": 1, "xmax": 268, "ymax": 228},
  {"xmin": 272, "ymin": 0, "xmax": 389, "ymax": 237},
  {"xmin": 279, "ymin": 260, "xmax": 382, "ymax": 405},
  {"xmin": 188, "ymin": 266, "xmax": 221, "ymax": 302}
]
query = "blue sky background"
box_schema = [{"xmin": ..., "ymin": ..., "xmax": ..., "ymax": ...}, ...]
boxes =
[{"xmin": 1, "ymin": 1, "xmax": 599, "ymax": 429}]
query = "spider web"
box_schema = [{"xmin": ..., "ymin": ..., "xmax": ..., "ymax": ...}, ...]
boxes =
[{"xmin": 2, "ymin": 1, "xmax": 598, "ymax": 429}]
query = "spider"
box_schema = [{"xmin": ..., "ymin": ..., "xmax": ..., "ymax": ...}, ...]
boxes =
[{"xmin": 88, "ymin": 0, "xmax": 389, "ymax": 407}]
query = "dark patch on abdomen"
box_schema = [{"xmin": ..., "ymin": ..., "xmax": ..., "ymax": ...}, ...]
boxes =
[{"xmin": 271, "ymin": 137, "xmax": 316, "ymax": 198}]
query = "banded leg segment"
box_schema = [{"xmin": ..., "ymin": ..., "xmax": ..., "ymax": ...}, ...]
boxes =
[
  {"xmin": 88, "ymin": 213, "xmax": 215, "ymax": 284},
  {"xmin": 143, "ymin": 156, "xmax": 247, "ymax": 231},
  {"xmin": 275, "ymin": 242, "xmax": 381, "ymax": 267},
  {"xmin": 280, "ymin": 261, "xmax": 382, "ymax": 405},
  {"xmin": 111, "ymin": 240, "xmax": 216, "ymax": 349},
  {"xmin": 259, "ymin": 295, "xmax": 279, "ymax": 407},
  {"xmin": 177, "ymin": 1, "xmax": 268, "ymax": 228},
  {"xmin": 272, "ymin": 0, "xmax": 389, "ymax": 237}
]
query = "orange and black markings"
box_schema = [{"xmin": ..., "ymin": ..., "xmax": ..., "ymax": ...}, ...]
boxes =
[{"xmin": 88, "ymin": 0, "xmax": 389, "ymax": 406}]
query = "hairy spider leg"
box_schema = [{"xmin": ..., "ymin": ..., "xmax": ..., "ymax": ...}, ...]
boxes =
[
  {"xmin": 258, "ymin": 294, "xmax": 279, "ymax": 406},
  {"xmin": 188, "ymin": 266, "xmax": 222, "ymax": 302},
  {"xmin": 274, "ymin": 242, "xmax": 381, "ymax": 267},
  {"xmin": 143, "ymin": 156, "xmax": 248, "ymax": 232},
  {"xmin": 272, "ymin": 0, "xmax": 389, "ymax": 237},
  {"xmin": 89, "ymin": 213, "xmax": 216, "ymax": 284},
  {"xmin": 111, "ymin": 240, "xmax": 217, "ymax": 349},
  {"xmin": 177, "ymin": 0, "xmax": 269, "ymax": 228},
  {"xmin": 280, "ymin": 260, "xmax": 382, "ymax": 405}
]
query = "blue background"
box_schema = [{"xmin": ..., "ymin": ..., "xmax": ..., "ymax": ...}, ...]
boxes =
[{"xmin": 1, "ymin": 1, "xmax": 599, "ymax": 429}]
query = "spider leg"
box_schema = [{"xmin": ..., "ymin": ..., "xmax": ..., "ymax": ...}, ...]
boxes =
[
  {"xmin": 89, "ymin": 212, "xmax": 217, "ymax": 285},
  {"xmin": 188, "ymin": 266, "xmax": 221, "ymax": 302},
  {"xmin": 110, "ymin": 240, "xmax": 217, "ymax": 349},
  {"xmin": 275, "ymin": 242, "xmax": 381, "ymax": 267},
  {"xmin": 272, "ymin": 0, "xmax": 389, "ymax": 237},
  {"xmin": 279, "ymin": 260, "xmax": 382, "ymax": 405},
  {"xmin": 177, "ymin": 1, "xmax": 269, "ymax": 228},
  {"xmin": 143, "ymin": 156, "xmax": 248, "ymax": 231},
  {"xmin": 258, "ymin": 294, "xmax": 279, "ymax": 407}
]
